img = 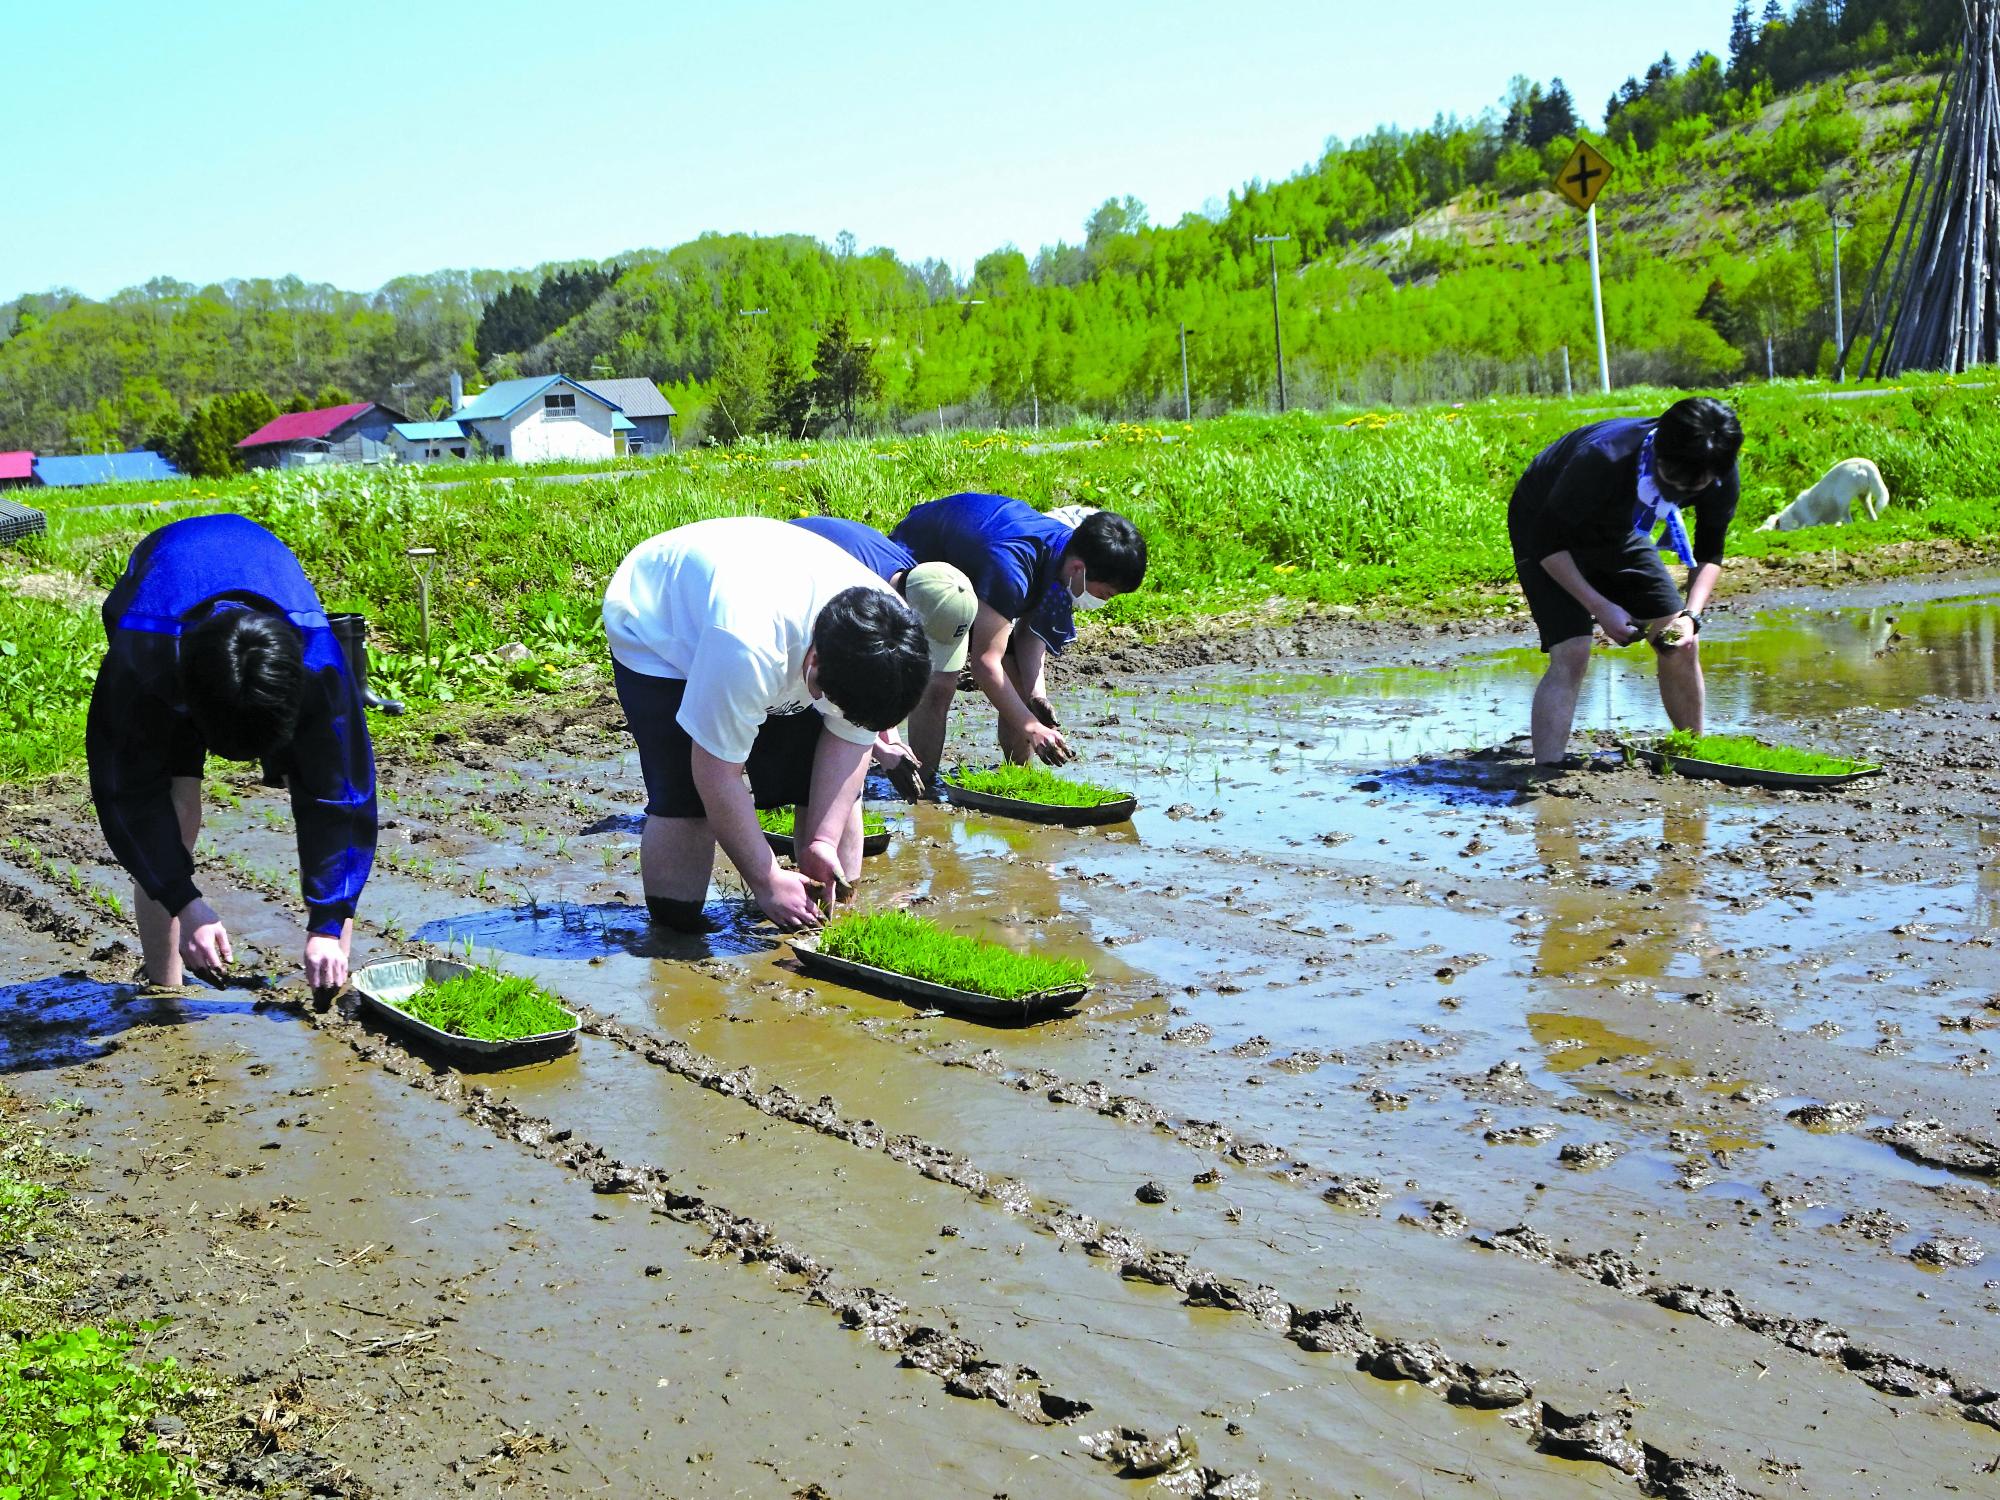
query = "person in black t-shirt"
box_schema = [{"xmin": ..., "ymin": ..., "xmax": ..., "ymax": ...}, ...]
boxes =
[{"xmin": 1507, "ymin": 397, "xmax": 1744, "ymax": 767}]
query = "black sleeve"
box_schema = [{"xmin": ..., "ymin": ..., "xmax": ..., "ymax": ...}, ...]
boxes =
[
  {"xmin": 1530, "ymin": 447, "xmax": 1622, "ymax": 561},
  {"xmin": 282, "ymin": 660, "xmax": 377, "ymax": 937},
  {"xmin": 86, "ymin": 651, "xmax": 201, "ymax": 917},
  {"xmin": 1692, "ymin": 467, "xmax": 1740, "ymax": 566}
]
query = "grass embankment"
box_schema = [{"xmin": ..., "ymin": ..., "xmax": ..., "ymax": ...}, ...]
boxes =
[
  {"xmin": 0, "ymin": 1088, "xmax": 212, "ymax": 1495},
  {"xmin": 5, "ymin": 378, "xmax": 1999, "ymax": 784},
  {"xmin": 945, "ymin": 763, "xmax": 1130, "ymax": 807},
  {"xmin": 1655, "ymin": 728, "xmax": 1876, "ymax": 776},
  {"xmin": 393, "ymin": 971, "xmax": 576, "ymax": 1040},
  {"xmin": 757, "ymin": 806, "xmax": 889, "ymax": 838},
  {"xmin": 816, "ymin": 911, "xmax": 1090, "ymax": 999}
]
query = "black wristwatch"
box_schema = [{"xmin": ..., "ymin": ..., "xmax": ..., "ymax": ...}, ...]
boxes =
[{"xmin": 1684, "ymin": 611, "xmax": 1703, "ymax": 635}]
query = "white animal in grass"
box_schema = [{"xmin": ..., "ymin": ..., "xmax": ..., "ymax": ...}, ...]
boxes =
[{"xmin": 1758, "ymin": 458, "xmax": 1891, "ymax": 531}]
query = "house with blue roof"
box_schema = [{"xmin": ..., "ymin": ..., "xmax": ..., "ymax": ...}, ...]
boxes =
[
  {"xmin": 447, "ymin": 375, "xmax": 631, "ymax": 464},
  {"xmin": 33, "ymin": 451, "xmax": 182, "ymax": 487},
  {"xmin": 387, "ymin": 421, "xmax": 472, "ymax": 464}
]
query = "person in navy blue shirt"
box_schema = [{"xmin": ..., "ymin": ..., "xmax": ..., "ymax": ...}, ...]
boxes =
[
  {"xmin": 1509, "ymin": 398, "xmax": 1743, "ymax": 767},
  {"xmin": 890, "ymin": 493, "xmax": 1146, "ymax": 778},
  {"xmin": 86, "ymin": 514, "xmax": 377, "ymax": 991}
]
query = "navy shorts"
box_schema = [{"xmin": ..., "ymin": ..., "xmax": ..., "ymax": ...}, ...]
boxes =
[
  {"xmin": 612, "ymin": 661, "xmax": 823, "ymax": 819},
  {"xmin": 1509, "ymin": 530, "xmax": 1685, "ymax": 652}
]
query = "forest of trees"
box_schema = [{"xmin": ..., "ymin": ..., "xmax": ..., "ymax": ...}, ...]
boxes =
[{"xmin": 0, "ymin": 0, "xmax": 1964, "ymax": 459}]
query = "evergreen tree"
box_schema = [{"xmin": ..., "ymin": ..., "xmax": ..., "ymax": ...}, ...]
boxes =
[
  {"xmin": 1728, "ymin": 0, "xmax": 1758, "ymax": 82},
  {"xmin": 1528, "ymin": 80, "xmax": 1578, "ymax": 147}
]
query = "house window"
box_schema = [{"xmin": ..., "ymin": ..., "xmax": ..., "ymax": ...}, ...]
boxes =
[
  {"xmin": 451, "ymin": 446, "xmax": 466, "ymax": 458},
  {"xmin": 627, "ymin": 436, "xmax": 647, "ymax": 454},
  {"xmin": 544, "ymin": 393, "xmax": 577, "ymax": 419},
  {"xmin": 492, "ymin": 444, "xmax": 505, "ymax": 459}
]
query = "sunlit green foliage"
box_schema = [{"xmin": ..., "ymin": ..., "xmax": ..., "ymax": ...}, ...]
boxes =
[
  {"xmin": 393, "ymin": 970, "xmax": 576, "ymax": 1041},
  {"xmin": 1654, "ymin": 729, "xmax": 1877, "ymax": 775},
  {"xmin": 945, "ymin": 764, "xmax": 1130, "ymax": 808}
]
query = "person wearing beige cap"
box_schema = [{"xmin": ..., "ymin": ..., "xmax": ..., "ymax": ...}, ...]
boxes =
[{"xmin": 790, "ymin": 516, "xmax": 975, "ymax": 797}]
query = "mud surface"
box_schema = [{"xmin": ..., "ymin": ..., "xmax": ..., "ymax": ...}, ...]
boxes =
[{"xmin": 4, "ymin": 577, "xmax": 2000, "ymax": 1496}]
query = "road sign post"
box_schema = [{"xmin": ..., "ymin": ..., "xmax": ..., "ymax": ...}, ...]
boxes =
[{"xmin": 1554, "ymin": 141, "xmax": 1615, "ymax": 395}]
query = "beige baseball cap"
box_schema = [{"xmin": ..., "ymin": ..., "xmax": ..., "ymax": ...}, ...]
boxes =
[{"xmin": 903, "ymin": 562, "xmax": 976, "ymax": 673}]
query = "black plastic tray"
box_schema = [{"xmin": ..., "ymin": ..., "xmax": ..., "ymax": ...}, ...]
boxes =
[
  {"xmin": 0, "ymin": 499, "xmax": 47, "ymax": 546},
  {"xmin": 942, "ymin": 779, "xmax": 1138, "ymax": 826},
  {"xmin": 1632, "ymin": 746, "xmax": 1882, "ymax": 790},
  {"xmin": 764, "ymin": 828, "xmax": 892, "ymax": 858},
  {"xmin": 789, "ymin": 937, "xmax": 1087, "ymax": 1024},
  {"xmin": 350, "ymin": 957, "xmax": 578, "ymax": 1066}
]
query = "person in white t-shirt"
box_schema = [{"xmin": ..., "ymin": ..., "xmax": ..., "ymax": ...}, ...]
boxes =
[{"xmin": 602, "ymin": 517, "xmax": 932, "ymax": 931}]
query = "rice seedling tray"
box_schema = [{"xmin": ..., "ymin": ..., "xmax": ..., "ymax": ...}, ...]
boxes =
[
  {"xmin": 941, "ymin": 774, "xmax": 1137, "ymax": 826},
  {"xmin": 758, "ymin": 807, "xmax": 892, "ymax": 858},
  {"xmin": 350, "ymin": 957, "xmax": 579, "ymax": 1066},
  {"xmin": 788, "ymin": 937, "xmax": 1088, "ymax": 1024},
  {"xmin": 1629, "ymin": 745, "xmax": 1883, "ymax": 790}
]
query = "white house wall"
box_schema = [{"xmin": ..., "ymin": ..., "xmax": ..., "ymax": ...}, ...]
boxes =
[{"xmin": 500, "ymin": 386, "xmax": 617, "ymax": 463}]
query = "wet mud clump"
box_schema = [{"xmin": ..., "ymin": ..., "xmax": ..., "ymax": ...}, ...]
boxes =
[{"xmin": 1870, "ymin": 1118, "xmax": 2000, "ymax": 1175}]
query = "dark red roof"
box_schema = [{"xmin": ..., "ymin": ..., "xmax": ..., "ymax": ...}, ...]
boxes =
[
  {"xmin": 236, "ymin": 402, "xmax": 378, "ymax": 448},
  {"xmin": 0, "ymin": 451, "xmax": 33, "ymax": 481}
]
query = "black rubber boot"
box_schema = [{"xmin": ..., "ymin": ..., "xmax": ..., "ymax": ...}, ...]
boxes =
[
  {"xmin": 646, "ymin": 895, "xmax": 717, "ymax": 934},
  {"xmin": 328, "ymin": 612, "xmax": 404, "ymax": 716}
]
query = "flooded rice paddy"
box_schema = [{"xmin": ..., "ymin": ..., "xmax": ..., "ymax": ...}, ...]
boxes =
[{"xmin": 3, "ymin": 579, "xmax": 1998, "ymax": 1496}]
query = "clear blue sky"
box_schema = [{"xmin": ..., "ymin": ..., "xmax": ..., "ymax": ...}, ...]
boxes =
[{"xmin": 6, "ymin": 0, "xmax": 1741, "ymax": 299}]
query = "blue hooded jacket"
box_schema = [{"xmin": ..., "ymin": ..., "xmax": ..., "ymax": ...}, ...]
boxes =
[{"xmin": 86, "ymin": 514, "xmax": 376, "ymax": 936}]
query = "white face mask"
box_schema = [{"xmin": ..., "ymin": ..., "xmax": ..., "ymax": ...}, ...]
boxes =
[{"xmin": 1071, "ymin": 574, "xmax": 1109, "ymax": 612}]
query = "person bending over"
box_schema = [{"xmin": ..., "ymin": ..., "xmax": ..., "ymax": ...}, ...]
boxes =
[
  {"xmin": 1509, "ymin": 397, "xmax": 1744, "ymax": 767},
  {"xmin": 87, "ymin": 514, "xmax": 376, "ymax": 991},
  {"xmin": 790, "ymin": 515, "xmax": 976, "ymax": 797},
  {"xmin": 889, "ymin": 493, "xmax": 1146, "ymax": 778},
  {"xmin": 602, "ymin": 517, "xmax": 931, "ymax": 932}
]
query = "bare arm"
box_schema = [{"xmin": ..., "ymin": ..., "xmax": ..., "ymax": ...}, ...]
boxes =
[
  {"xmin": 1539, "ymin": 551, "xmax": 1639, "ymax": 644},
  {"xmin": 1684, "ymin": 561, "xmax": 1721, "ymax": 617},
  {"xmin": 1009, "ymin": 628, "xmax": 1056, "ymax": 724},
  {"xmin": 795, "ymin": 731, "xmax": 872, "ymax": 900},
  {"xmin": 691, "ymin": 745, "xmax": 823, "ymax": 928},
  {"xmin": 969, "ymin": 603, "xmax": 1070, "ymax": 761}
]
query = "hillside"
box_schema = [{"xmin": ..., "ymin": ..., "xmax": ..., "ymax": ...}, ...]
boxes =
[{"xmin": 0, "ymin": 0, "xmax": 1963, "ymax": 460}]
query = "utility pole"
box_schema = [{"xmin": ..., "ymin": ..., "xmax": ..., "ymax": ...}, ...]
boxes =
[
  {"xmin": 1178, "ymin": 323, "xmax": 1195, "ymax": 421},
  {"xmin": 1253, "ymin": 234, "xmax": 1290, "ymax": 412},
  {"xmin": 1831, "ymin": 214, "xmax": 1851, "ymax": 382},
  {"xmin": 1561, "ymin": 346, "xmax": 1572, "ymax": 399}
]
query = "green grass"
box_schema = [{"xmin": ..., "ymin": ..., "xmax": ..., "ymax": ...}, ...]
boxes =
[
  {"xmin": 0, "ymin": 1088, "xmax": 209, "ymax": 1497},
  {"xmin": 945, "ymin": 763, "xmax": 1130, "ymax": 807},
  {"xmin": 757, "ymin": 806, "xmax": 890, "ymax": 838},
  {"xmin": 391, "ymin": 970, "xmax": 577, "ymax": 1041},
  {"xmin": 1654, "ymin": 729, "xmax": 1878, "ymax": 777},
  {"xmin": 816, "ymin": 910, "xmax": 1090, "ymax": 999},
  {"xmin": 5, "ymin": 381, "xmax": 2000, "ymax": 784}
]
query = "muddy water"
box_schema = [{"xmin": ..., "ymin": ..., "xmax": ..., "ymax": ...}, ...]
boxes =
[{"xmin": 5, "ymin": 580, "xmax": 2000, "ymax": 1495}]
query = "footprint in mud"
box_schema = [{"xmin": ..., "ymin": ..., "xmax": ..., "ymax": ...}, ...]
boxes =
[{"xmin": 413, "ymin": 902, "xmax": 775, "ymax": 961}]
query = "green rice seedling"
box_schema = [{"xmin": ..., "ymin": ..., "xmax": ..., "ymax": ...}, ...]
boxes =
[
  {"xmin": 816, "ymin": 910, "xmax": 1089, "ymax": 999},
  {"xmin": 1655, "ymin": 729, "xmax": 1877, "ymax": 777},
  {"xmin": 391, "ymin": 970, "xmax": 576, "ymax": 1041},
  {"xmin": 945, "ymin": 763, "xmax": 1130, "ymax": 807},
  {"xmin": 756, "ymin": 806, "xmax": 890, "ymax": 837}
]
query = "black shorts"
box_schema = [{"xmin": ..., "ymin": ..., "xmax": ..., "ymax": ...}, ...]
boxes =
[
  {"xmin": 1510, "ymin": 527, "xmax": 1684, "ymax": 653},
  {"xmin": 612, "ymin": 660, "xmax": 823, "ymax": 819}
]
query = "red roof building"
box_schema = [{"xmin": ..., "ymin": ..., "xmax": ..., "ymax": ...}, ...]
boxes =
[
  {"xmin": 0, "ymin": 451, "xmax": 35, "ymax": 488},
  {"xmin": 234, "ymin": 403, "xmax": 405, "ymax": 470}
]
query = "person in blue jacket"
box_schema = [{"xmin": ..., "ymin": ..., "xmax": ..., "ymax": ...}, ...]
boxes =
[
  {"xmin": 86, "ymin": 514, "xmax": 377, "ymax": 992},
  {"xmin": 790, "ymin": 515, "xmax": 977, "ymax": 796},
  {"xmin": 890, "ymin": 493, "xmax": 1146, "ymax": 779}
]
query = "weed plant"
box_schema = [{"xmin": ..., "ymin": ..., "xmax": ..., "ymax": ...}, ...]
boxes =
[
  {"xmin": 392, "ymin": 970, "xmax": 576, "ymax": 1040},
  {"xmin": 757, "ymin": 806, "xmax": 889, "ymax": 838},
  {"xmin": 816, "ymin": 910, "xmax": 1090, "ymax": 999},
  {"xmin": 946, "ymin": 763, "xmax": 1129, "ymax": 807},
  {"xmin": 1655, "ymin": 729, "xmax": 1876, "ymax": 776}
]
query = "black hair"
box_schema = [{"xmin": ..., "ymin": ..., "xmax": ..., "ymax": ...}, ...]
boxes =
[
  {"xmin": 1654, "ymin": 397, "xmax": 1743, "ymax": 481},
  {"xmin": 811, "ymin": 586, "xmax": 930, "ymax": 732},
  {"xmin": 180, "ymin": 608, "xmax": 306, "ymax": 762},
  {"xmin": 1061, "ymin": 511, "xmax": 1147, "ymax": 593}
]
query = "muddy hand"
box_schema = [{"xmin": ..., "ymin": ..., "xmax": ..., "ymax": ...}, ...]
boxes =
[
  {"xmin": 755, "ymin": 867, "xmax": 826, "ymax": 930},
  {"xmin": 1026, "ymin": 721, "xmax": 1074, "ymax": 765},
  {"xmin": 177, "ymin": 898, "xmax": 232, "ymax": 979}
]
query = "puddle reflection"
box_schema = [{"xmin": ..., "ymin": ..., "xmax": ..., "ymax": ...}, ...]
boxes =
[
  {"xmin": 0, "ymin": 976, "xmax": 295, "ymax": 1073},
  {"xmin": 414, "ymin": 902, "xmax": 776, "ymax": 961}
]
